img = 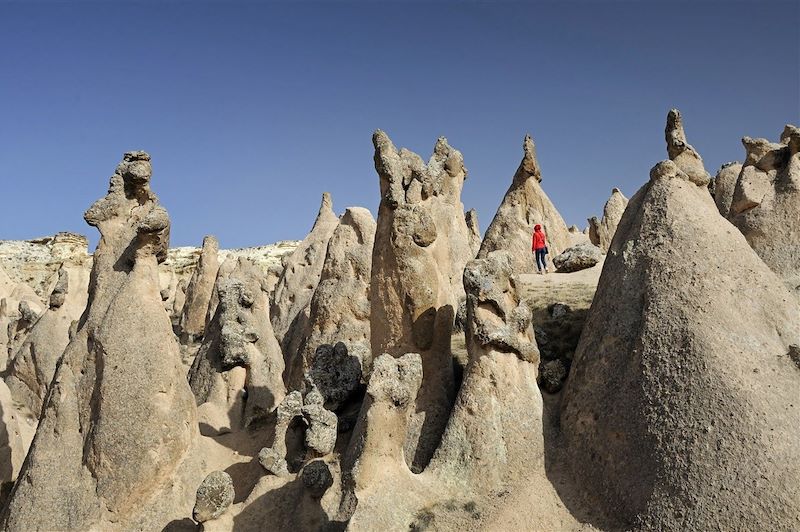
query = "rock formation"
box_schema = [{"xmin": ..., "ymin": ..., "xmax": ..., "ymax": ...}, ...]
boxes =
[
  {"xmin": 189, "ymin": 257, "xmax": 285, "ymax": 435},
  {"xmin": 553, "ymin": 242, "xmax": 602, "ymax": 272},
  {"xmin": 340, "ymin": 353, "xmax": 430, "ymax": 528},
  {"xmin": 287, "ymin": 207, "xmax": 376, "ymax": 391},
  {"xmin": 1, "ymin": 151, "xmax": 202, "ymax": 530},
  {"xmin": 6, "ymin": 261, "xmax": 89, "ymax": 415},
  {"xmin": 587, "ymin": 187, "xmax": 628, "ymax": 251},
  {"xmin": 258, "ymin": 387, "xmax": 337, "ymax": 477},
  {"xmin": 424, "ymin": 250, "xmax": 578, "ymax": 529},
  {"xmin": 0, "ymin": 232, "xmax": 90, "ymax": 298},
  {"xmin": 665, "ymin": 108, "xmax": 711, "ymax": 186},
  {"xmin": 369, "ymin": 130, "xmax": 474, "ymax": 471},
  {"xmin": 729, "ymin": 125, "xmax": 800, "ymax": 297},
  {"xmin": 432, "ymin": 251, "xmax": 540, "ymax": 485},
  {"xmin": 478, "ymin": 134, "xmax": 571, "ymax": 272},
  {"xmin": 180, "ymin": 235, "xmax": 220, "ymax": 341},
  {"xmin": 465, "ymin": 208, "xmax": 481, "ymax": 256},
  {"xmin": 0, "ymin": 380, "xmax": 25, "ymax": 491},
  {"xmin": 711, "ymin": 161, "xmax": 742, "ymax": 216},
  {"xmin": 559, "ymin": 159, "xmax": 800, "ymax": 530},
  {"xmin": 193, "ymin": 471, "xmax": 235, "ymax": 523},
  {"xmin": 271, "ymin": 193, "xmax": 339, "ymax": 358}
]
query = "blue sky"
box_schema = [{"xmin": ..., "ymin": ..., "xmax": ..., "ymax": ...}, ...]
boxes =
[{"xmin": 1, "ymin": 1, "xmax": 798, "ymax": 249}]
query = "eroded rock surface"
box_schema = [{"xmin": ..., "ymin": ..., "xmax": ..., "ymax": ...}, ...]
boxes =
[
  {"xmin": 180, "ymin": 235, "xmax": 220, "ymax": 341},
  {"xmin": 271, "ymin": 193, "xmax": 339, "ymax": 361},
  {"xmin": 712, "ymin": 161, "xmax": 742, "ymax": 216},
  {"xmin": 370, "ymin": 131, "xmax": 474, "ymax": 471},
  {"xmin": 189, "ymin": 257, "xmax": 285, "ymax": 434},
  {"xmin": 729, "ymin": 125, "xmax": 800, "ymax": 297},
  {"xmin": 2, "ymin": 151, "xmax": 202, "ymax": 531},
  {"xmin": 560, "ymin": 159, "xmax": 800, "ymax": 530},
  {"xmin": 287, "ymin": 207, "xmax": 375, "ymax": 391},
  {"xmin": 587, "ymin": 187, "xmax": 628, "ymax": 252},
  {"xmin": 665, "ymin": 108, "xmax": 711, "ymax": 186},
  {"xmin": 6, "ymin": 261, "xmax": 89, "ymax": 415}
]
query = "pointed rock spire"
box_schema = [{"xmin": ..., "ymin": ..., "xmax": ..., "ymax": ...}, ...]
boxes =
[
  {"xmin": 271, "ymin": 192, "xmax": 339, "ymax": 358},
  {"xmin": 478, "ymin": 133, "xmax": 571, "ymax": 272},
  {"xmin": 2, "ymin": 151, "xmax": 202, "ymax": 531},
  {"xmin": 665, "ymin": 109, "xmax": 710, "ymax": 186},
  {"xmin": 369, "ymin": 130, "xmax": 474, "ymax": 471},
  {"xmin": 560, "ymin": 157, "xmax": 800, "ymax": 529}
]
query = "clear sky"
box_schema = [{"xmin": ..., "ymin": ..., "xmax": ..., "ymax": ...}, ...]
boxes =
[{"xmin": 1, "ymin": 1, "xmax": 798, "ymax": 249}]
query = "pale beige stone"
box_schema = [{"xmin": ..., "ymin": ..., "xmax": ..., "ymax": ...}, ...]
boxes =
[
  {"xmin": 560, "ymin": 159, "xmax": 800, "ymax": 530},
  {"xmin": 287, "ymin": 207, "xmax": 376, "ymax": 391},
  {"xmin": 478, "ymin": 134, "xmax": 571, "ymax": 272},
  {"xmin": 369, "ymin": 131, "xmax": 474, "ymax": 471},
  {"xmin": 1, "ymin": 151, "xmax": 202, "ymax": 531},
  {"xmin": 180, "ymin": 235, "xmax": 220, "ymax": 340}
]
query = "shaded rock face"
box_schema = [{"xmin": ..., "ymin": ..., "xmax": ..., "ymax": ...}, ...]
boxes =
[
  {"xmin": 559, "ymin": 159, "xmax": 800, "ymax": 530},
  {"xmin": 729, "ymin": 125, "xmax": 800, "ymax": 297},
  {"xmin": 271, "ymin": 193, "xmax": 339, "ymax": 362},
  {"xmin": 258, "ymin": 388, "xmax": 337, "ymax": 476},
  {"xmin": 305, "ymin": 342, "xmax": 363, "ymax": 411},
  {"xmin": 431, "ymin": 251, "xmax": 542, "ymax": 489},
  {"xmin": 587, "ymin": 188, "xmax": 628, "ymax": 252},
  {"xmin": 287, "ymin": 207, "xmax": 376, "ymax": 391},
  {"xmin": 369, "ymin": 131, "xmax": 474, "ymax": 471},
  {"xmin": 0, "ymin": 381, "xmax": 25, "ymax": 488},
  {"xmin": 712, "ymin": 161, "xmax": 742, "ymax": 217},
  {"xmin": 189, "ymin": 257, "xmax": 285, "ymax": 434},
  {"xmin": 6, "ymin": 261, "xmax": 89, "ymax": 415},
  {"xmin": 180, "ymin": 235, "xmax": 220, "ymax": 341},
  {"xmin": 553, "ymin": 242, "xmax": 602, "ymax": 273},
  {"xmin": 2, "ymin": 151, "xmax": 201, "ymax": 531},
  {"xmin": 478, "ymin": 134, "xmax": 571, "ymax": 272}
]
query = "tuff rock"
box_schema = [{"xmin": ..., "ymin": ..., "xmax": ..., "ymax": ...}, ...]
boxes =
[
  {"xmin": 369, "ymin": 131, "xmax": 474, "ymax": 471},
  {"xmin": 479, "ymin": 134, "xmax": 571, "ymax": 272}
]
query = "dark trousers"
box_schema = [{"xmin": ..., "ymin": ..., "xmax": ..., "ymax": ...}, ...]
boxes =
[{"xmin": 535, "ymin": 248, "xmax": 548, "ymax": 271}]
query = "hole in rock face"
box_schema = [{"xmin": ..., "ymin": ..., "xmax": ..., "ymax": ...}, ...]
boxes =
[{"xmin": 285, "ymin": 416, "xmax": 308, "ymax": 474}]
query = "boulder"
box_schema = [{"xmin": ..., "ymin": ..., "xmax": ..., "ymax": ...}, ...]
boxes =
[
  {"xmin": 553, "ymin": 242, "xmax": 602, "ymax": 272},
  {"xmin": 559, "ymin": 159, "xmax": 800, "ymax": 530},
  {"xmin": 193, "ymin": 471, "xmax": 234, "ymax": 523},
  {"xmin": 729, "ymin": 125, "xmax": 800, "ymax": 298},
  {"xmin": 304, "ymin": 342, "xmax": 362, "ymax": 411},
  {"xmin": 1, "ymin": 151, "xmax": 202, "ymax": 531},
  {"xmin": 369, "ymin": 131, "xmax": 474, "ymax": 471},
  {"xmin": 478, "ymin": 134, "xmax": 571, "ymax": 272}
]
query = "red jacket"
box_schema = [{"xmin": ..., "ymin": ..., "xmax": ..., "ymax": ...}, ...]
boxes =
[{"xmin": 532, "ymin": 230, "xmax": 547, "ymax": 251}]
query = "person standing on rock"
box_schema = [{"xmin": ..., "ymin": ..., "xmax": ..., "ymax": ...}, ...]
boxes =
[{"xmin": 532, "ymin": 224, "xmax": 550, "ymax": 274}]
